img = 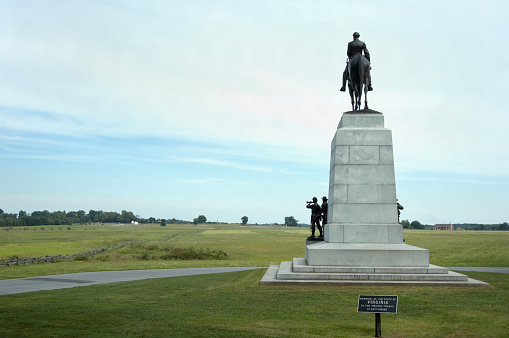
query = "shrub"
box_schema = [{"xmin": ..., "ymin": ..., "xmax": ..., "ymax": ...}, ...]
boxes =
[
  {"xmin": 138, "ymin": 252, "xmax": 151, "ymax": 260},
  {"xmin": 145, "ymin": 244, "xmax": 159, "ymax": 251},
  {"xmin": 160, "ymin": 247, "xmax": 228, "ymax": 261}
]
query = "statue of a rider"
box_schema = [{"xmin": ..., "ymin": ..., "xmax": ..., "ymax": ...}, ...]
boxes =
[{"xmin": 340, "ymin": 32, "xmax": 373, "ymax": 92}]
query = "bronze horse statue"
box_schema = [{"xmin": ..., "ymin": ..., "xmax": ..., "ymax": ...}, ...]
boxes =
[{"xmin": 347, "ymin": 54, "xmax": 371, "ymax": 110}]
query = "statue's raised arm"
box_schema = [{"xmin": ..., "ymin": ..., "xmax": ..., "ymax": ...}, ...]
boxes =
[{"xmin": 340, "ymin": 32, "xmax": 373, "ymax": 111}]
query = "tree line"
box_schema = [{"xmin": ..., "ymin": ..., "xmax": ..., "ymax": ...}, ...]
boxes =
[
  {"xmin": 449, "ymin": 222, "xmax": 509, "ymax": 231},
  {"xmin": 2, "ymin": 208, "xmax": 507, "ymax": 230},
  {"xmin": 400, "ymin": 219, "xmax": 425, "ymax": 229},
  {"xmin": 0, "ymin": 209, "xmax": 246, "ymax": 227},
  {"xmin": 0, "ymin": 209, "xmax": 189, "ymax": 227},
  {"xmin": 400, "ymin": 219, "xmax": 509, "ymax": 231}
]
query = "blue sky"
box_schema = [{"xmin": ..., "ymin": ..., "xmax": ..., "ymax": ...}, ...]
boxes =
[{"xmin": 1, "ymin": 0, "xmax": 508, "ymax": 224}]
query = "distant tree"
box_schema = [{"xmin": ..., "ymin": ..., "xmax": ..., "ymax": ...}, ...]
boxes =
[
  {"xmin": 400, "ymin": 219, "xmax": 411, "ymax": 229},
  {"xmin": 88, "ymin": 209, "xmax": 100, "ymax": 222},
  {"xmin": 102, "ymin": 211, "xmax": 119, "ymax": 223},
  {"xmin": 160, "ymin": 219, "xmax": 166, "ymax": 227},
  {"xmin": 19, "ymin": 210, "xmax": 27, "ymax": 217},
  {"xmin": 77, "ymin": 210, "xmax": 86, "ymax": 222},
  {"xmin": 499, "ymin": 222, "xmax": 509, "ymax": 231},
  {"xmin": 53, "ymin": 211, "xmax": 67, "ymax": 225},
  {"xmin": 148, "ymin": 217, "xmax": 156, "ymax": 224},
  {"xmin": 241, "ymin": 216, "xmax": 248, "ymax": 225},
  {"xmin": 285, "ymin": 216, "xmax": 299, "ymax": 227},
  {"xmin": 193, "ymin": 215, "xmax": 207, "ymax": 224},
  {"xmin": 120, "ymin": 210, "xmax": 136, "ymax": 223},
  {"xmin": 67, "ymin": 211, "xmax": 78, "ymax": 218},
  {"xmin": 410, "ymin": 220, "xmax": 424, "ymax": 229},
  {"xmin": 31, "ymin": 210, "xmax": 50, "ymax": 217}
]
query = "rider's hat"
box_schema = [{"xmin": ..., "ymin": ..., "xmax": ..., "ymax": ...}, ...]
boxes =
[{"xmin": 353, "ymin": 32, "xmax": 360, "ymax": 38}]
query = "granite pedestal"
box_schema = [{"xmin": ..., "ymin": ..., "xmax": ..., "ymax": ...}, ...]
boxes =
[{"xmin": 261, "ymin": 110, "xmax": 488, "ymax": 287}]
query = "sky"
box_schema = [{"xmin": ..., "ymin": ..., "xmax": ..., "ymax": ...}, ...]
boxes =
[{"xmin": 1, "ymin": 0, "xmax": 508, "ymax": 225}]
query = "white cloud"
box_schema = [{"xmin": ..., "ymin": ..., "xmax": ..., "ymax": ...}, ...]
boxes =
[
  {"xmin": 177, "ymin": 157, "xmax": 272, "ymax": 172},
  {"xmin": 177, "ymin": 178, "xmax": 227, "ymax": 184}
]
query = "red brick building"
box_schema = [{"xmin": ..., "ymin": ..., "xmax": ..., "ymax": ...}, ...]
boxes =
[{"xmin": 434, "ymin": 223, "xmax": 454, "ymax": 231}]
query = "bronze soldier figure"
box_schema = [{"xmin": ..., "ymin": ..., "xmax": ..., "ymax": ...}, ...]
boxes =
[
  {"xmin": 321, "ymin": 196, "xmax": 328, "ymax": 226},
  {"xmin": 306, "ymin": 197, "xmax": 323, "ymax": 239},
  {"xmin": 397, "ymin": 199, "xmax": 404, "ymax": 223}
]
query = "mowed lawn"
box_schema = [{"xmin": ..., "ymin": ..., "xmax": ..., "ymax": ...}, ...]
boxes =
[
  {"xmin": 0, "ymin": 224, "xmax": 306, "ymax": 279},
  {"xmin": 1, "ymin": 225, "xmax": 508, "ymax": 337}
]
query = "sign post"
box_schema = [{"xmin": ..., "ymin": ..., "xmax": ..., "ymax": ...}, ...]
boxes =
[
  {"xmin": 375, "ymin": 313, "xmax": 381, "ymax": 337},
  {"xmin": 358, "ymin": 295, "xmax": 398, "ymax": 337}
]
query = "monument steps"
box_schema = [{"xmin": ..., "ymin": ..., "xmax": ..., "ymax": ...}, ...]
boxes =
[
  {"xmin": 292, "ymin": 258, "xmax": 449, "ymax": 274},
  {"xmin": 261, "ymin": 261, "xmax": 489, "ymax": 287},
  {"xmin": 277, "ymin": 260, "xmax": 468, "ymax": 281}
]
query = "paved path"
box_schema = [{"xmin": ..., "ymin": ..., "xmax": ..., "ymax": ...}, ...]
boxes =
[
  {"xmin": 1, "ymin": 267, "xmax": 507, "ymax": 296},
  {"xmin": 0, "ymin": 267, "xmax": 264, "ymax": 295}
]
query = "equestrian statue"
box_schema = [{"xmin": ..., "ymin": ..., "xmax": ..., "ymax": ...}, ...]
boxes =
[{"xmin": 340, "ymin": 32, "xmax": 373, "ymax": 110}]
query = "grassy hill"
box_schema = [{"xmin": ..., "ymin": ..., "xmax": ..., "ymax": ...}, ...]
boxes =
[{"xmin": 1, "ymin": 225, "xmax": 508, "ymax": 337}]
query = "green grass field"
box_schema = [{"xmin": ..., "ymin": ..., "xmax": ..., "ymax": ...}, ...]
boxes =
[{"xmin": 1, "ymin": 225, "xmax": 508, "ymax": 337}]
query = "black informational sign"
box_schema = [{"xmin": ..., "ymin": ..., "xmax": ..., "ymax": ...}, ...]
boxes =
[{"xmin": 357, "ymin": 295, "xmax": 398, "ymax": 314}]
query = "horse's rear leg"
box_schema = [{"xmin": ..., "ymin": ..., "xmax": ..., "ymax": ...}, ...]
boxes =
[
  {"xmin": 364, "ymin": 86, "xmax": 369, "ymax": 109},
  {"xmin": 349, "ymin": 87, "xmax": 355, "ymax": 111}
]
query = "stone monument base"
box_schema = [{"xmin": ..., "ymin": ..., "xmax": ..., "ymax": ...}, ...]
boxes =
[
  {"xmin": 260, "ymin": 258, "xmax": 489, "ymax": 287},
  {"xmin": 305, "ymin": 242, "xmax": 429, "ymax": 267}
]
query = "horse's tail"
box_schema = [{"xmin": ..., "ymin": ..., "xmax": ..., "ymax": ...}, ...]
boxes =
[{"xmin": 349, "ymin": 55, "xmax": 362, "ymax": 93}]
